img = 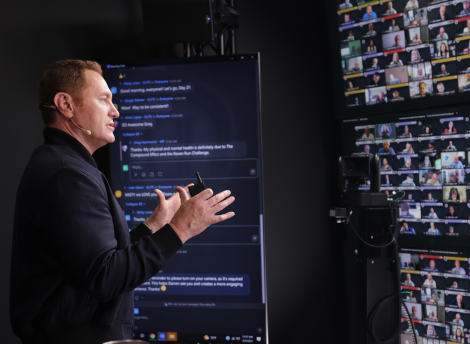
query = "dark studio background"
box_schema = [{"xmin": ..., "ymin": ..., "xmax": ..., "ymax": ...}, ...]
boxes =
[{"xmin": 0, "ymin": 1, "xmax": 344, "ymax": 343}]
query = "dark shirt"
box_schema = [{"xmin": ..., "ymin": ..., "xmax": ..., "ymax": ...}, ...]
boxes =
[{"xmin": 10, "ymin": 128, "xmax": 183, "ymax": 344}]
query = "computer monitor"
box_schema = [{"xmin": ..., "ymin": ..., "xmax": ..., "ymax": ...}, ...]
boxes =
[{"xmin": 105, "ymin": 54, "xmax": 267, "ymax": 343}]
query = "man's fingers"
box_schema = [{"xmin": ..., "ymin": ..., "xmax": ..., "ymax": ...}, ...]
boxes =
[
  {"xmin": 211, "ymin": 212, "xmax": 235, "ymax": 224},
  {"xmin": 211, "ymin": 196, "xmax": 235, "ymax": 214},
  {"xmin": 207, "ymin": 190, "xmax": 231, "ymax": 207},
  {"xmin": 176, "ymin": 186, "xmax": 190, "ymax": 203},
  {"xmin": 154, "ymin": 189, "xmax": 166, "ymax": 204},
  {"xmin": 169, "ymin": 184, "xmax": 193, "ymax": 200}
]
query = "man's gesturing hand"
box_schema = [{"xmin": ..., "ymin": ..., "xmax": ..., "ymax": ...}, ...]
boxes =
[
  {"xmin": 145, "ymin": 184, "xmax": 193, "ymax": 232},
  {"xmin": 169, "ymin": 189, "xmax": 235, "ymax": 243}
]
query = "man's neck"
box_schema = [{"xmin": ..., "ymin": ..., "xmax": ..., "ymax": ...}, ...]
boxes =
[{"xmin": 49, "ymin": 122, "xmax": 97, "ymax": 155}]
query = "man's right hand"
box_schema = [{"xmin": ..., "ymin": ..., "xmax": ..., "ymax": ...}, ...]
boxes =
[{"xmin": 169, "ymin": 188, "xmax": 235, "ymax": 243}]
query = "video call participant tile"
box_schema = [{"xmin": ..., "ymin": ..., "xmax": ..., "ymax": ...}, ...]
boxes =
[
  {"xmin": 401, "ymin": 323, "xmax": 424, "ymax": 342},
  {"xmin": 445, "ymin": 290, "xmax": 470, "ymax": 309},
  {"xmin": 457, "ymin": 55, "xmax": 470, "ymax": 73},
  {"xmin": 399, "ymin": 220, "xmax": 421, "ymax": 234},
  {"xmin": 341, "ymin": 40, "xmax": 362, "ymax": 60},
  {"xmin": 339, "ymin": 10, "xmax": 360, "ymax": 27},
  {"xmin": 345, "ymin": 77, "xmax": 366, "ymax": 91},
  {"xmin": 385, "ymin": 51, "xmax": 408, "ymax": 67},
  {"xmin": 379, "ymin": 0, "xmax": 403, "ymax": 17},
  {"xmin": 383, "ymin": 16, "xmax": 405, "ymax": 34},
  {"xmin": 441, "ymin": 151, "xmax": 466, "ymax": 168},
  {"xmin": 382, "ymin": 173, "xmax": 399, "ymax": 187},
  {"xmin": 444, "ymin": 258, "xmax": 468, "ymax": 275},
  {"xmin": 365, "ymin": 86, "xmax": 388, "ymax": 104},
  {"xmin": 433, "ymin": 40, "xmax": 456, "ymax": 60},
  {"xmin": 355, "ymin": 124, "xmax": 376, "ymax": 141},
  {"xmin": 455, "ymin": 16, "xmax": 470, "ymax": 38},
  {"xmin": 443, "ymin": 203, "xmax": 467, "ymax": 219},
  {"xmin": 433, "ymin": 77, "xmax": 458, "ymax": 96},
  {"xmin": 458, "ymin": 72, "xmax": 470, "ymax": 92},
  {"xmin": 399, "ymin": 171, "xmax": 419, "ymax": 187},
  {"xmin": 420, "ymin": 121, "xmax": 440, "ymax": 137},
  {"xmin": 346, "ymin": 92, "xmax": 366, "ymax": 107},
  {"xmin": 356, "ymin": 142, "xmax": 376, "ymax": 155},
  {"xmin": 429, "ymin": 24, "xmax": 455, "ymax": 43},
  {"xmin": 402, "ymin": 270, "xmax": 422, "ymax": 287},
  {"xmin": 422, "ymin": 321, "xmax": 446, "ymax": 340},
  {"xmin": 410, "ymin": 79, "xmax": 434, "ymax": 98},
  {"xmin": 443, "ymin": 185, "xmax": 467, "ymax": 203},
  {"xmin": 340, "ymin": 26, "xmax": 362, "ymax": 43},
  {"xmin": 422, "ymin": 221, "xmax": 445, "ymax": 236},
  {"xmin": 361, "ymin": 21, "xmax": 382, "ymax": 38},
  {"xmin": 444, "ymin": 223, "xmax": 468, "ymax": 236},
  {"xmin": 398, "ymin": 154, "xmax": 419, "ymax": 170},
  {"xmin": 398, "ymin": 142, "xmax": 419, "ymax": 156},
  {"xmin": 362, "ymin": 37, "xmax": 383, "ymax": 56},
  {"xmin": 441, "ymin": 117, "xmax": 465, "ymax": 135},
  {"xmin": 441, "ymin": 139, "xmax": 465, "ymax": 152},
  {"xmin": 422, "ymin": 256, "xmax": 445, "ymax": 272},
  {"xmin": 358, "ymin": 4, "xmax": 383, "ymax": 22},
  {"xmin": 380, "ymin": 155, "xmax": 398, "ymax": 171},
  {"xmin": 400, "ymin": 202, "xmax": 422, "ymax": 219},
  {"xmin": 388, "ymin": 85, "xmax": 410, "ymax": 101},
  {"xmin": 456, "ymin": 37, "xmax": 470, "ymax": 56},
  {"xmin": 445, "ymin": 308, "xmax": 470, "ymax": 329},
  {"xmin": 363, "ymin": 54, "xmax": 385, "ymax": 72},
  {"xmin": 365, "ymin": 70, "xmax": 386, "ymax": 87},
  {"xmin": 445, "ymin": 274, "xmax": 470, "ymax": 292},
  {"xmin": 408, "ymin": 45, "xmax": 433, "ymax": 64},
  {"xmin": 344, "ymin": 56, "xmax": 364, "ymax": 75},
  {"xmin": 422, "ymin": 190, "xmax": 443, "ymax": 203},
  {"xmin": 408, "ymin": 61, "xmax": 432, "ymax": 81},
  {"xmin": 403, "ymin": 190, "xmax": 421, "ymax": 202},
  {"xmin": 421, "ymin": 286, "xmax": 445, "ymax": 306},
  {"xmin": 400, "ymin": 252, "xmax": 421, "ymax": 270},
  {"xmin": 419, "ymin": 139, "xmax": 440, "ymax": 153},
  {"xmin": 396, "ymin": 121, "xmax": 418, "ymax": 138},
  {"xmin": 441, "ymin": 169, "xmax": 466, "ymax": 186},
  {"xmin": 418, "ymin": 153, "xmax": 440, "ymax": 169},
  {"xmin": 419, "ymin": 169, "xmax": 442, "ymax": 188},
  {"xmin": 386, "ymin": 65, "xmax": 409, "ymax": 85},
  {"xmin": 407, "ymin": 25, "xmax": 430, "ymax": 47},
  {"xmin": 428, "ymin": 3, "xmax": 454, "ymax": 25},
  {"xmin": 421, "ymin": 203, "xmax": 444, "ymax": 220},
  {"xmin": 383, "ymin": 30, "xmax": 407, "ymax": 52},
  {"xmin": 423, "ymin": 303, "xmax": 445, "ymax": 323},
  {"xmin": 404, "ymin": 7, "xmax": 428, "ymax": 29},
  {"xmin": 402, "ymin": 289, "xmax": 422, "ymax": 304},
  {"xmin": 432, "ymin": 59, "xmax": 457, "ymax": 78},
  {"xmin": 456, "ymin": 0, "xmax": 470, "ymax": 18},
  {"xmin": 404, "ymin": 300, "xmax": 423, "ymax": 320}
]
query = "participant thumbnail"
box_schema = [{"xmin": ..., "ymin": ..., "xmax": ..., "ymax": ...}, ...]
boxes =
[
  {"xmin": 383, "ymin": 31, "xmax": 407, "ymax": 51},
  {"xmin": 362, "ymin": 37, "xmax": 382, "ymax": 55},
  {"xmin": 399, "ymin": 220, "xmax": 419, "ymax": 235},
  {"xmin": 356, "ymin": 143, "xmax": 376, "ymax": 155},
  {"xmin": 360, "ymin": 4, "xmax": 381, "ymax": 22},
  {"xmin": 403, "ymin": 191, "xmax": 421, "ymax": 202},
  {"xmin": 339, "ymin": 11, "xmax": 359, "ymax": 27},
  {"xmin": 399, "ymin": 172, "xmax": 419, "ymax": 187},
  {"xmin": 456, "ymin": 0, "xmax": 470, "ymax": 18},
  {"xmin": 448, "ymin": 324, "xmax": 465, "ymax": 343},
  {"xmin": 345, "ymin": 77, "xmax": 366, "ymax": 91},
  {"xmin": 433, "ymin": 78, "xmax": 458, "ymax": 96},
  {"xmin": 428, "ymin": 4, "xmax": 453, "ymax": 24},
  {"xmin": 456, "ymin": 38, "xmax": 470, "ymax": 56},
  {"xmin": 433, "ymin": 40, "xmax": 456, "ymax": 59},
  {"xmin": 361, "ymin": 22, "xmax": 380, "ymax": 38},
  {"xmin": 363, "ymin": 55, "xmax": 385, "ymax": 72},
  {"xmin": 381, "ymin": 1, "xmax": 400, "ymax": 17},
  {"xmin": 381, "ymin": 174, "xmax": 399, "ymax": 186},
  {"xmin": 404, "ymin": 7, "xmax": 428, "ymax": 29},
  {"xmin": 340, "ymin": 27, "xmax": 362, "ymax": 42},
  {"xmin": 420, "ymin": 122, "xmax": 437, "ymax": 136},
  {"xmin": 337, "ymin": 0, "xmax": 354, "ymax": 10},
  {"xmin": 400, "ymin": 202, "xmax": 421, "ymax": 218},
  {"xmin": 441, "ymin": 152, "xmax": 465, "ymax": 168},
  {"xmin": 386, "ymin": 65, "xmax": 409, "ymax": 85},
  {"xmin": 381, "ymin": 155, "xmax": 397, "ymax": 171},
  {"xmin": 402, "ymin": 289, "xmax": 422, "ymax": 304},
  {"xmin": 455, "ymin": 16, "xmax": 470, "ymax": 37},
  {"xmin": 445, "ymin": 291, "xmax": 470, "ymax": 309},
  {"xmin": 445, "ymin": 309, "xmax": 470, "ymax": 331},
  {"xmin": 418, "ymin": 153, "xmax": 440, "ymax": 169},
  {"xmin": 409, "ymin": 62, "xmax": 432, "ymax": 81},
  {"xmin": 341, "ymin": 40, "xmax": 362, "ymax": 59},
  {"xmin": 423, "ymin": 304, "xmax": 445, "ymax": 323},
  {"xmin": 383, "ymin": 16, "xmax": 404, "ymax": 34},
  {"xmin": 458, "ymin": 73, "xmax": 470, "ymax": 92},
  {"xmin": 429, "ymin": 25, "xmax": 455, "ymax": 43},
  {"xmin": 398, "ymin": 141, "xmax": 418, "ymax": 154},
  {"xmin": 388, "ymin": 86, "xmax": 410, "ymax": 101},
  {"xmin": 445, "ymin": 259, "xmax": 468, "ymax": 275},
  {"xmin": 420, "ymin": 139, "xmax": 440, "ymax": 153},
  {"xmin": 422, "ymin": 272, "xmax": 445, "ymax": 289},
  {"xmin": 423, "ymin": 322, "xmax": 446, "ymax": 340},
  {"xmin": 400, "ymin": 252, "xmax": 421, "ymax": 270},
  {"xmin": 399, "ymin": 155, "xmax": 419, "ymax": 170},
  {"xmin": 444, "ymin": 203, "xmax": 467, "ymax": 219},
  {"xmin": 442, "ymin": 169, "xmax": 466, "ymax": 185},
  {"xmin": 410, "ymin": 80, "xmax": 433, "ymax": 98},
  {"xmin": 457, "ymin": 56, "xmax": 470, "ymax": 73},
  {"xmin": 422, "ymin": 190, "xmax": 443, "ymax": 202},
  {"xmin": 344, "ymin": 57, "xmax": 364, "ymax": 75},
  {"xmin": 445, "ymin": 223, "xmax": 468, "ymax": 236},
  {"xmin": 423, "ymin": 222, "xmax": 444, "ymax": 236},
  {"xmin": 396, "ymin": 122, "xmax": 418, "ymax": 138},
  {"xmin": 365, "ymin": 86, "xmax": 388, "ymax": 104},
  {"xmin": 421, "ymin": 204, "xmax": 443, "ymax": 220},
  {"xmin": 419, "ymin": 169, "xmax": 442, "ymax": 186},
  {"xmin": 376, "ymin": 123, "xmax": 396, "ymax": 140},
  {"xmin": 443, "ymin": 185, "xmax": 467, "ymax": 203},
  {"xmin": 407, "ymin": 26, "xmax": 429, "ymax": 46},
  {"xmin": 346, "ymin": 93, "xmax": 366, "ymax": 107},
  {"xmin": 386, "ymin": 51, "xmax": 408, "ymax": 67},
  {"xmin": 365, "ymin": 70, "xmax": 386, "ymax": 87},
  {"xmin": 356, "ymin": 125, "xmax": 376, "ymax": 141},
  {"xmin": 432, "ymin": 60, "xmax": 457, "ymax": 78}
]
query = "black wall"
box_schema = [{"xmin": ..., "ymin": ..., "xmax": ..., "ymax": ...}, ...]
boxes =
[{"xmin": 0, "ymin": 1, "xmax": 344, "ymax": 343}]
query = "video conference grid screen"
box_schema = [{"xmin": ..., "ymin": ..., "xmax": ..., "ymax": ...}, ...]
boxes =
[
  {"xmin": 337, "ymin": 0, "xmax": 470, "ymax": 110},
  {"xmin": 105, "ymin": 55, "xmax": 266, "ymax": 343},
  {"xmin": 399, "ymin": 246, "xmax": 470, "ymax": 343}
]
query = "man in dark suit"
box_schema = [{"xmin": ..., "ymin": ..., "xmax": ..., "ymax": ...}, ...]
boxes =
[{"xmin": 434, "ymin": 5, "xmax": 448, "ymax": 21}]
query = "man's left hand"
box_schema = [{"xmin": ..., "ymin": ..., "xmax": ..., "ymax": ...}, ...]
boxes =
[{"xmin": 145, "ymin": 184, "xmax": 193, "ymax": 232}]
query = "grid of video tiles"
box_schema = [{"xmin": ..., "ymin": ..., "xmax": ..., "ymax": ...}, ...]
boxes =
[{"xmin": 337, "ymin": 0, "xmax": 470, "ymax": 107}]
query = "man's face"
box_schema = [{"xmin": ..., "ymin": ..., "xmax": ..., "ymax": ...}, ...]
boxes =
[
  {"xmin": 388, "ymin": 2, "xmax": 392, "ymax": 9},
  {"xmin": 430, "ymin": 260, "xmax": 436, "ymax": 269},
  {"xmin": 367, "ymin": 5, "xmax": 372, "ymax": 14},
  {"xmin": 365, "ymin": 126, "xmax": 370, "ymax": 135},
  {"xmin": 72, "ymin": 70, "xmax": 119, "ymax": 150},
  {"xmin": 437, "ymin": 84, "xmax": 444, "ymax": 93},
  {"xmin": 450, "ymin": 141, "xmax": 454, "ymax": 147},
  {"xmin": 406, "ymin": 143, "xmax": 411, "ymax": 151},
  {"xmin": 456, "ymin": 260, "xmax": 461, "ymax": 269},
  {"xmin": 345, "ymin": 14, "xmax": 350, "ymax": 22},
  {"xmin": 455, "ymin": 155, "xmax": 459, "ymax": 163},
  {"xmin": 419, "ymin": 83, "xmax": 426, "ymax": 95},
  {"xmin": 442, "ymin": 65, "xmax": 446, "ymax": 73},
  {"xmin": 428, "ymin": 273, "xmax": 432, "ymax": 281},
  {"xmin": 374, "ymin": 74, "xmax": 380, "ymax": 83},
  {"xmin": 457, "ymin": 314, "xmax": 461, "ymax": 322},
  {"xmin": 440, "ymin": 6, "xmax": 446, "ymax": 18},
  {"xmin": 464, "ymin": 1, "xmax": 469, "ymax": 10},
  {"xmin": 412, "ymin": 306, "xmax": 418, "ymax": 316},
  {"xmin": 432, "ymin": 174, "xmax": 437, "ymax": 182},
  {"xmin": 440, "ymin": 27, "xmax": 445, "ymax": 36},
  {"xmin": 412, "ymin": 50, "xmax": 418, "ymax": 60},
  {"xmin": 369, "ymin": 24, "xmax": 373, "ymax": 31},
  {"xmin": 450, "ymin": 227, "xmax": 454, "ymax": 233},
  {"xmin": 430, "ymin": 208, "xmax": 435, "ymax": 214},
  {"xmin": 407, "ymin": 177, "xmax": 413, "ymax": 184},
  {"xmin": 385, "ymin": 174, "xmax": 389, "ymax": 180},
  {"xmin": 355, "ymin": 97, "xmax": 359, "ymax": 103},
  {"xmin": 355, "ymin": 61, "xmax": 360, "ymax": 69},
  {"xmin": 418, "ymin": 69, "xmax": 423, "ymax": 75},
  {"xmin": 383, "ymin": 158, "xmax": 387, "ymax": 165},
  {"xmin": 379, "ymin": 92, "xmax": 384, "ymax": 100},
  {"xmin": 383, "ymin": 141, "xmax": 389, "ymax": 151},
  {"xmin": 406, "ymin": 158, "xmax": 411, "ymax": 167},
  {"xmin": 458, "ymin": 294, "xmax": 463, "ymax": 302},
  {"xmin": 364, "ymin": 146, "xmax": 370, "ymax": 153},
  {"xmin": 408, "ymin": 194, "xmax": 412, "ymax": 200},
  {"xmin": 396, "ymin": 36, "xmax": 401, "ymax": 45}
]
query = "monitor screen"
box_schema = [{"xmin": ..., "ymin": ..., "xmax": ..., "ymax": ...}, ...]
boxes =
[
  {"xmin": 331, "ymin": 0, "xmax": 470, "ymax": 117},
  {"xmin": 105, "ymin": 55, "xmax": 267, "ymax": 343}
]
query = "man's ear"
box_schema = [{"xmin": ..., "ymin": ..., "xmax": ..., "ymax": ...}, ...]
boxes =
[{"xmin": 53, "ymin": 92, "xmax": 74, "ymax": 119}]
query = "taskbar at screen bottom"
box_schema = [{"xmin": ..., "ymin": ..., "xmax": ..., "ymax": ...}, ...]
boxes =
[{"xmin": 133, "ymin": 332, "xmax": 264, "ymax": 343}]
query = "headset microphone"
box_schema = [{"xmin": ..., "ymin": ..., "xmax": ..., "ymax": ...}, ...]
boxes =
[{"xmin": 70, "ymin": 118, "xmax": 91, "ymax": 136}]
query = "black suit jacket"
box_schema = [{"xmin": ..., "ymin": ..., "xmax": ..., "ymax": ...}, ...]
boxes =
[{"xmin": 10, "ymin": 128, "xmax": 182, "ymax": 344}]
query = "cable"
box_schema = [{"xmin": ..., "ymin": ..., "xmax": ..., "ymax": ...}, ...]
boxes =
[
  {"xmin": 348, "ymin": 218, "xmax": 397, "ymax": 248},
  {"xmin": 368, "ymin": 294, "xmax": 399, "ymax": 344}
]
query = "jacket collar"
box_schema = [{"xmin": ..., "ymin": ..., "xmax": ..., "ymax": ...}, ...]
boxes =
[{"xmin": 43, "ymin": 127, "xmax": 97, "ymax": 169}]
